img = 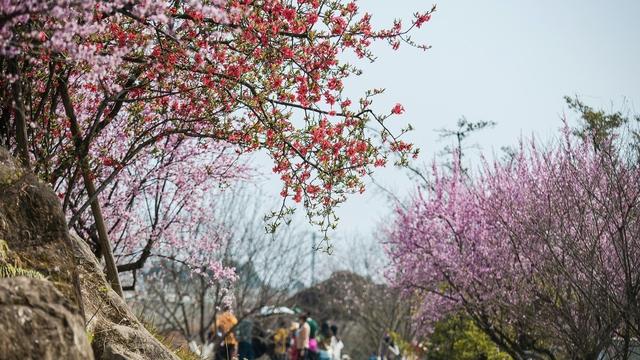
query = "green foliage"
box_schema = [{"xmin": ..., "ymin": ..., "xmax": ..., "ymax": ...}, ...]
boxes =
[
  {"xmin": 389, "ymin": 331, "xmax": 427, "ymax": 358},
  {"xmin": 0, "ymin": 166, "xmax": 22, "ymax": 186},
  {"xmin": 0, "ymin": 240, "xmax": 8, "ymax": 259},
  {"xmin": 0, "ymin": 239, "xmax": 45, "ymax": 280},
  {"xmin": 565, "ymin": 96, "xmax": 628, "ymax": 146},
  {"xmin": 426, "ymin": 315, "xmax": 511, "ymax": 360},
  {"xmin": 0, "ymin": 263, "xmax": 45, "ymax": 279}
]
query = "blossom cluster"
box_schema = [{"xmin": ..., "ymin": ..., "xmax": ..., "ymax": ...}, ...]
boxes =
[
  {"xmin": 3, "ymin": 0, "xmax": 433, "ymax": 231},
  {"xmin": 2, "ymin": 0, "xmax": 433, "ymax": 283}
]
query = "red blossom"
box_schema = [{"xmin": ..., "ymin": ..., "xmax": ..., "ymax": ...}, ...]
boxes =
[
  {"xmin": 1, "ymin": 0, "xmax": 431, "ymax": 254},
  {"xmin": 414, "ymin": 13, "xmax": 432, "ymax": 28},
  {"xmin": 391, "ymin": 103, "xmax": 405, "ymax": 115}
]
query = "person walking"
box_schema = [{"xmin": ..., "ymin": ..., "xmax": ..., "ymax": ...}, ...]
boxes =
[
  {"xmin": 273, "ymin": 320, "xmax": 289, "ymax": 360},
  {"xmin": 288, "ymin": 322, "xmax": 300, "ymax": 360},
  {"xmin": 317, "ymin": 322, "xmax": 331, "ymax": 360},
  {"xmin": 306, "ymin": 313, "xmax": 319, "ymax": 360},
  {"xmin": 237, "ymin": 318, "xmax": 254, "ymax": 360},
  {"xmin": 329, "ymin": 325, "xmax": 343, "ymax": 360},
  {"xmin": 213, "ymin": 305, "xmax": 238, "ymax": 360},
  {"xmin": 380, "ymin": 334, "xmax": 399, "ymax": 360},
  {"xmin": 296, "ymin": 314, "xmax": 311, "ymax": 360}
]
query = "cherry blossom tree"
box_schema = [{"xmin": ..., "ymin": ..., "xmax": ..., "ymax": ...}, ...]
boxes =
[
  {"xmin": 132, "ymin": 186, "xmax": 307, "ymax": 345},
  {"xmin": 1, "ymin": 0, "xmax": 434, "ymax": 295},
  {"xmin": 91, "ymin": 137, "xmax": 248, "ymax": 280},
  {"xmin": 387, "ymin": 126, "xmax": 640, "ymax": 359}
]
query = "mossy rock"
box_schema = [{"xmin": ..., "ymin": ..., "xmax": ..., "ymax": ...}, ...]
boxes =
[
  {"xmin": 0, "ymin": 147, "xmax": 181, "ymax": 360},
  {"xmin": 0, "ymin": 147, "xmax": 82, "ymax": 308}
]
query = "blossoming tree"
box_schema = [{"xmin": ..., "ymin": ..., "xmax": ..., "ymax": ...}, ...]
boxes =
[
  {"xmin": 387, "ymin": 125, "xmax": 640, "ymax": 359},
  {"xmin": 1, "ymin": 0, "xmax": 434, "ymax": 295}
]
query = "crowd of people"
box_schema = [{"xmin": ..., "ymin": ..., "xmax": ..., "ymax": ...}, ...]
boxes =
[
  {"xmin": 286, "ymin": 312, "xmax": 344, "ymax": 360},
  {"xmin": 210, "ymin": 307, "xmax": 345, "ymax": 360}
]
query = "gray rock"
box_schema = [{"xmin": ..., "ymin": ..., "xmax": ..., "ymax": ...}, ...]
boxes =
[
  {"xmin": 0, "ymin": 147, "xmax": 179, "ymax": 360},
  {"xmin": 71, "ymin": 233, "xmax": 179, "ymax": 360},
  {"xmin": 0, "ymin": 147, "xmax": 83, "ymax": 308},
  {"xmin": 0, "ymin": 277, "xmax": 94, "ymax": 360}
]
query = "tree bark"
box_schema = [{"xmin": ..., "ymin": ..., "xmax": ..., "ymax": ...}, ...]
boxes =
[
  {"xmin": 7, "ymin": 59, "xmax": 30, "ymax": 167},
  {"xmin": 58, "ymin": 78, "xmax": 123, "ymax": 297}
]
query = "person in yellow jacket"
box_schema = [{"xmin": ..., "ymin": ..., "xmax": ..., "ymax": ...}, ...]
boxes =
[
  {"xmin": 212, "ymin": 305, "xmax": 238, "ymax": 360},
  {"xmin": 273, "ymin": 320, "xmax": 289, "ymax": 360}
]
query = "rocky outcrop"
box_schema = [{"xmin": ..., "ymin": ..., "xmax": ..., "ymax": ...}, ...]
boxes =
[
  {"xmin": 0, "ymin": 147, "xmax": 82, "ymax": 307},
  {"xmin": 0, "ymin": 277, "xmax": 94, "ymax": 359},
  {"xmin": 0, "ymin": 147, "xmax": 179, "ymax": 360},
  {"xmin": 71, "ymin": 233, "xmax": 180, "ymax": 360}
]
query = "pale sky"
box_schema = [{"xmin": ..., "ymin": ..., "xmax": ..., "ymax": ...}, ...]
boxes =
[{"xmin": 251, "ymin": 0, "xmax": 640, "ymax": 275}]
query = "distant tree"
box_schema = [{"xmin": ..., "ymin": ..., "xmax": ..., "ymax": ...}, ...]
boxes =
[
  {"xmin": 402, "ymin": 116, "xmax": 496, "ymax": 193},
  {"xmin": 565, "ymin": 96, "xmax": 628, "ymax": 147},
  {"xmin": 436, "ymin": 116, "xmax": 496, "ymax": 172}
]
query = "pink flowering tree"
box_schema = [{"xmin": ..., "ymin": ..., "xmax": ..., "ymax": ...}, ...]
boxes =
[
  {"xmin": 1, "ymin": 0, "xmax": 434, "ymax": 295},
  {"xmin": 68, "ymin": 136, "xmax": 248, "ymax": 283},
  {"xmin": 387, "ymin": 126, "xmax": 640, "ymax": 359},
  {"xmin": 132, "ymin": 187, "xmax": 309, "ymax": 344}
]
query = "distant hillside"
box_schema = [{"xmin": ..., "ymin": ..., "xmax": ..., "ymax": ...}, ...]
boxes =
[
  {"xmin": 286, "ymin": 271, "xmax": 403, "ymax": 360},
  {"xmin": 287, "ymin": 270, "xmax": 375, "ymax": 319}
]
